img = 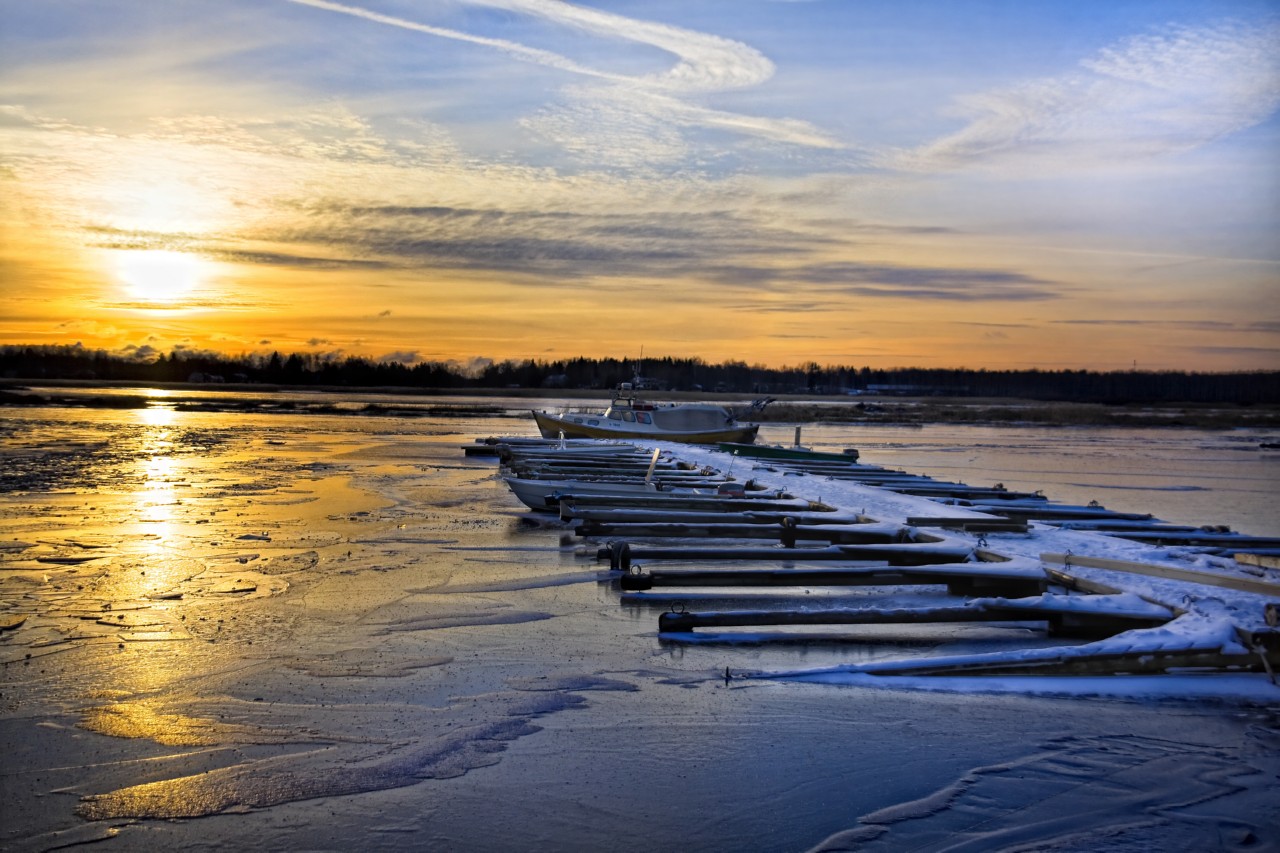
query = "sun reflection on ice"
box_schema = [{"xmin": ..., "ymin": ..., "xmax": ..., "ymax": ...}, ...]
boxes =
[{"xmin": 126, "ymin": 403, "xmax": 189, "ymax": 596}]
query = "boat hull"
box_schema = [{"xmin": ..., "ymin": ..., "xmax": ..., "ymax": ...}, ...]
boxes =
[
  {"xmin": 718, "ymin": 442, "xmax": 859, "ymax": 462},
  {"xmin": 533, "ymin": 410, "xmax": 758, "ymax": 445},
  {"xmin": 503, "ymin": 476, "xmax": 667, "ymax": 511}
]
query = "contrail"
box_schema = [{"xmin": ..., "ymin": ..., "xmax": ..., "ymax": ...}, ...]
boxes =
[
  {"xmin": 284, "ymin": 0, "xmax": 839, "ymax": 149},
  {"xmin": 284, "ymin": 0, "xmax": 621, "ymax": 82}
]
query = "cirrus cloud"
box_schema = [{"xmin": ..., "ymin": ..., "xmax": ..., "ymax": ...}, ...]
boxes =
[
  {"xmin": 284, "ymin": 0, "xmax": 840, "ymax": 167},
  {"xmin": 891, "ymin": 20, "xmax": 1280, "ymax": 173}
]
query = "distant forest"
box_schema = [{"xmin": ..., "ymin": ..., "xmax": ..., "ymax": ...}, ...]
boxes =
[{"xmin": 2, "ymin": 344, "xmax": 1278, "ymax": 404}]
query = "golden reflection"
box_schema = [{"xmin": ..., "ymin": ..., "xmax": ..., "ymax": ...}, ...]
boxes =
[
  {"xmin": 80, "ymin": 702, "xmax": 217, "ymax": 747},
  {"xmin": 139, "ymin": 399, "xmax": 177, "ymax": 425},
  {"xmin": 139, "ymin": 455, "xmax": 179, "ymax": 526},
  {"xmin": 129, "ymin": 406, "xmax": 184, "ymax": 592}
]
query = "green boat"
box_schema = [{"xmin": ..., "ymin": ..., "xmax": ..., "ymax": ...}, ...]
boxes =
[{"xmin": 718, "ymin": 442, "xmax": 859, "ymax": 463}]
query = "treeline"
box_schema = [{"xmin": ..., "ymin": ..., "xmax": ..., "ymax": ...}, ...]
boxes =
[{"xmin": 2, "ymin": 345, "xmax": 1278, "ymax": 404}]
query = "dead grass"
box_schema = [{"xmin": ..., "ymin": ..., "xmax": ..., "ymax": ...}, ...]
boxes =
[{"xmin": 753, "ymin": 399, "xmax": 1280, "ymax": 429}]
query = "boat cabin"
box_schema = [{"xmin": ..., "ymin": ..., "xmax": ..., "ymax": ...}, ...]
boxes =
[{"xmin": 603, "ymin": 399, "xmax": 735, "ymax": 431}]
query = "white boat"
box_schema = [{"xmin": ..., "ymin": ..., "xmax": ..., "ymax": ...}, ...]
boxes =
[
  {"xmin": 503, "ymin": 475, "xmax": 700, "ymax": 511},
  {"xmin": 532, "ymin": 387, "xmax": 770, "ymax": 445}
]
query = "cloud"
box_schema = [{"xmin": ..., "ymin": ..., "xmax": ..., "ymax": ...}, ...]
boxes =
[
  {"xmin": 378, "ymin": 350, "xmax": 421, "ymax": 365},
  {"xmin": 87, "ymin": 227, "xmax": 395, "ymax": 271},
  {"xmin": 285, "ymin": 0, "xmax": 613, "ymax": 80},
  {"xmin": 493, "ymin": 0, "xmax": 775, "ymax": 93},
  {"xmin": 891, "ymin": 20, "xmax": 1280, "ymax": 173},
  {"xmin": 730, "ymin": 301, "xmax": 831, "ymax": 314},
  {"xmin": 451, "ymin": 356, "xmax": 494, "ymax": 377},
  {"xmin": 1192, "ymin": 344, "xmax": 1280, "ymax": 357},
  {"xmin": 1051, "ymin": 319, "xmax": 1147, "ymax": 326},
  {"xmin": 119, "ymin": 343, "xmax": 162, "ymax": 362},
  {"xmin": 268, "ymin": 201, "xmax": 803, "ymax": 279},
  {"xmin": 285, "ymin": 0, "xmax": 840, "ymax": 166},
  {"xmin": 1051, "ymin": 319, "xmax": 1276, "ymax": 333},
  {"xmin": 712, "ymin": 261, "xmax": 1064, "ymax": 301},
  {"xmin": 228, "ymin": 196, "xmax": 1056, "ymax": 305},
  {"xmin": 212, "ymin": 249, "xmax": 394, "ymax": 270}
]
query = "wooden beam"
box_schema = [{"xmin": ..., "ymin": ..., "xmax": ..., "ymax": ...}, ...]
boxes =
[
  {"xmin": 659, "ymin": 600, "xmax": 1170, "ymax": 636},
  {"xmin": 612, "ymin": 542, "xmax": 975, "ymax": 567},
  {"xmin": 1235, "ymin": 553, "xmax": 1280, "ymax": 570},
  {"xmin": 621, "ymin": 564, "xmax": 1046, "ymax": 596},
  {"xmin": 1042, "ymin": 552, "xmax": 1280, "ymax": 597}
]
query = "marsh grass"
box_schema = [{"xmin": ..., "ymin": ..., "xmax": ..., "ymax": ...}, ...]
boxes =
[
  {"xmin": 3, "ymin": 383, "xmax": 1277, "ymax": 428},
  {"xmin": 753, "ymin": 399, "xmax": 1280, "ymax": 429}
]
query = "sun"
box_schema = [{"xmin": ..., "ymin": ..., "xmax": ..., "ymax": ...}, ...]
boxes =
[{"xmin": 115, "ymin": 250, "xmax": 206, "ymax": 305}]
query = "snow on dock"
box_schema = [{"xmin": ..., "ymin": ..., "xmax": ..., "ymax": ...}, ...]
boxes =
[{"xmin": 474, "ymin": 436, "xmax": 1280, "ymax": 692}]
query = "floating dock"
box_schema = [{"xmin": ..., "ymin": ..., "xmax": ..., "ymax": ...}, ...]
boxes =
[{"xmin": 471, "ymin": 436, "xmax": 1280, "ymax": 683}]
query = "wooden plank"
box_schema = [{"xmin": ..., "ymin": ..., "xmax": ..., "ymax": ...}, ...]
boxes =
[
  {"xmin": 563, "ymin": 507, "xmax": 865, "ymax": 525},
  {"xmin": 956, "ymin": 522, "xmax": 1030, "ymax": 533},
  {"xmin": 886, "ymin": 487, "xmax": 1044, "ymax": 500},
  {"xmin": 574, "ymin": 520, "xmax": 904, "ymax": 545},
  {"xmin": 622, "ymin": 564, "xmax": 1046, "ymax": 595},
  {"xmin": 906, "ymin": 517, "xmax": 1029, "ymax": 533},
  {"xmin": 907, "ymin": 516, "xmax": 1003, "ymax": 526},
  {"xmin": 823, "ymin": 648, "xmax": 1267, "ymax": 676},
  {"xmin": 1047, "ymin": 520, "xmax": 1202, "ymax": 532},
  {"xmin": 1106, "ymin": 531, "xmax": 1280, "ymax": 548},
  {"xmin": 614, "ymin": 542, "xmax": 975, "ymax": 567},
  {"xmin": 561, "ymin": 495, "xmax": 823, "ymax": 513},
  {"xmin": 659, "ymin": 600, "xmax": 1170, "ymax": 634},
  {"xmin": 974, "ymin": 505, "xmax": 1154, "ymax": 521},
  {"xmin": 1041, "ymin": 552, "xmax": 1280, "ymax": 597},
  {"xmin": 1236, "ymin": 552, "xmax": 1280, "ymax": 570}
]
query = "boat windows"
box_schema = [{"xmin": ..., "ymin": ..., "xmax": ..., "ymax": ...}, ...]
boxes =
[
  {"xmin": 587, "ymin": 419, "xmax": 599, "ymax": 426},
  {"xmin": 636, "ymin": 412, "xmax": 652, "ymax": 424},
  {"xmin": 622, "ymin": 411, "xmax": 636, "ymax": 422}
]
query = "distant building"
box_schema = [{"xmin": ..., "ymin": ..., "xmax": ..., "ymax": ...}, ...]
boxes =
[
  {"xmin": 621, "ymin": 376, "xmax": 665, "ymax": 391},
  {"xmin": 862, "ymin": 384, "xmax": 968, "ymax": 396}
]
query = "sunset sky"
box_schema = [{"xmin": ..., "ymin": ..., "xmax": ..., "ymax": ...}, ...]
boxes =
[{"xmin": 2, "ymin": 0, "xmax": 1278, "ymax": 371}]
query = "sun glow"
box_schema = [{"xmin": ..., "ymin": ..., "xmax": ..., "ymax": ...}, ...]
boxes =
[{"xmin": 115, "ymin": 250, "xmax": 207, "ymax": 305}]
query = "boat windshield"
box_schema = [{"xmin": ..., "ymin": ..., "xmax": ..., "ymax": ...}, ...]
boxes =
[{"xmin": 651, "ymin": 405, "xmax": 732, "ymax": 430}]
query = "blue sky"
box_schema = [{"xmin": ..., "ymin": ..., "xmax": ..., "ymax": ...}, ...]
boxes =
[{"xmin": 1, "ymin": 0, "xmax": 1277, "ymax": 370}]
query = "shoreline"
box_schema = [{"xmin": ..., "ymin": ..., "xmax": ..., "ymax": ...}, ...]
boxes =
[{"xmin": 1, "ymin": 378, "xmax": 1279, "ymax": 429}]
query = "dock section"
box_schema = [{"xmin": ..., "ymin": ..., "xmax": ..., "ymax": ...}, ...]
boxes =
[{"xmin": 474, "ymin": 437, "xmax": 1280, "ymax": 684}]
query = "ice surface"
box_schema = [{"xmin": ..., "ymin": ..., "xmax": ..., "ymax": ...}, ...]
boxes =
[{"xmin": 2, "ymin": 401, "xmax": 1277, "ymax": 851}]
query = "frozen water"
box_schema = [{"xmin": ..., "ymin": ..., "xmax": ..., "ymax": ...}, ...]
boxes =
[{"xmin": 0, "ymin": 395, "xmax": 1277, "ymax": 851}]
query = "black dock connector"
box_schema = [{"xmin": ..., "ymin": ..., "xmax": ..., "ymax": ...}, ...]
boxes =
[
  {"xmin": 659, "ymin": 611, "xmax": 697, "ymax": 632},
  {"xmin": 609, "ymin": 541, "xmax": 632, "ymax": 571},
  {"xmin": 619, "ymin": 570, "xmax": 653, "ymax": 591}
]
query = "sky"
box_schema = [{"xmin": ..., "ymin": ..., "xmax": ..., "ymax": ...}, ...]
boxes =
[{"xmin": 1, "ymin": 0, "xmax": 1278, "ymax": 372}]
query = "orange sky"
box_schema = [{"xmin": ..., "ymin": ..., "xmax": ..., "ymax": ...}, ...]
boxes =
[{"xmin": 2, "ymin": 1, "xmax": 1277, "ymax": 371}]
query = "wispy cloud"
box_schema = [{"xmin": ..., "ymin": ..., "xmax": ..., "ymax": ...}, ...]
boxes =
[
  {"xmin": 482, "ymin": 0, "xmax": 775, "ymax": 93},
  {"xmin": 2, "ymin": 1, "xmax": 1275, "ymax": 370},
  {"xmin": 264, "ymin": 201, "xmax": 806, "ymax": 279},
  {"xmin": 1192, "ymin": 344, "xmax": 1280, "ymax": 357},
  {"xmin": 1053, "ymin": 319, "xmax": 1279, "ymax": 334},
  {"xmin": 285, "ymin": 0, "xmax": 840, "ymax": 166},
  {"xmin": 710, "ymin": 261, "xmax": 1064, "ymax": 302},
  {"xmin": 892, "ymin": 20, "xmax": 1280, "ymax": 172}
]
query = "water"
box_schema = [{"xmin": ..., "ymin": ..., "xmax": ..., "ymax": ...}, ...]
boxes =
[
  {"xmin": 1, "ymin": 394, "xmax": 1277, "ymax": 851},
  {"xmin": 757, "ymin": 422, "xmax": 1280, "ymax": 537}
]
